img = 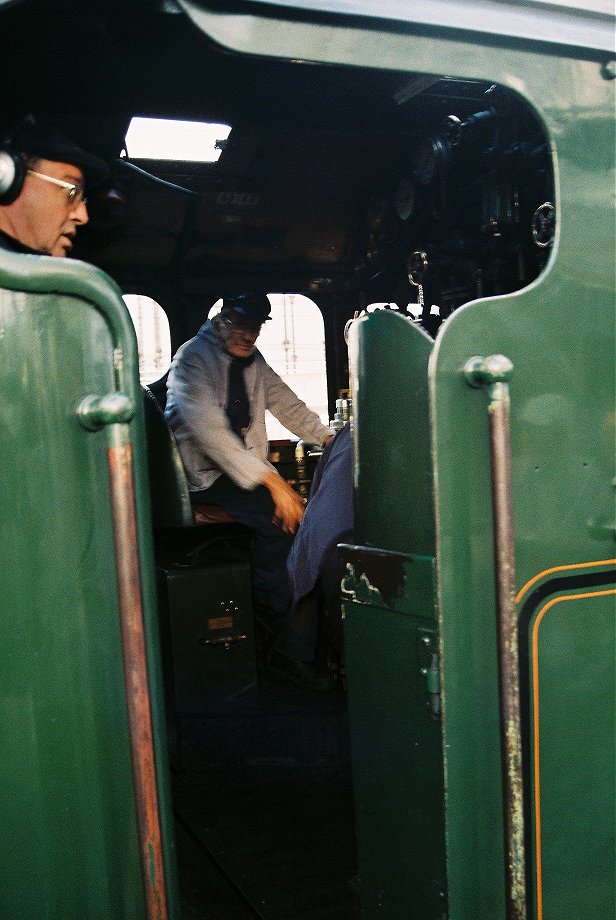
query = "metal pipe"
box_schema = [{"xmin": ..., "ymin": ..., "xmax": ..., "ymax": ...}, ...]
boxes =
[
  {"xmin": 107, "ymin": 425, "xmax": 169, "ymax": 920},
  {"xmin": 78, "ymin": 394, "xmax": 169, "ymax": 920},
  {"xmin": 464, "ymin": 354, "xmax": 526, "ymax": 920}
]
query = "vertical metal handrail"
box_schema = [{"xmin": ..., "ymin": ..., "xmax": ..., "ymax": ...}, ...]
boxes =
[
  {"xmin": 78, "ymin": 394, "xmax": 169, "ymax": 920},
  {"xmin": 464, "ymin": 355, "xmax": 527, "ymax": 920}
]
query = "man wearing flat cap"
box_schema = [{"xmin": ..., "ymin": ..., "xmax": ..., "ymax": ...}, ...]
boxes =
[
  {"xmin": 0, "ymin": 120, "xmax": 108, "ymax": 256},
  {"xmin": 166, "ymin": 293, "xmax": 335, "ymax": 689}
]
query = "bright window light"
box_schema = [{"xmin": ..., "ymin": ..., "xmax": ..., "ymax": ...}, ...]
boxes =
[{"xmin": 124, "ymin": 117, "xmax": 231, "ymax": 162}]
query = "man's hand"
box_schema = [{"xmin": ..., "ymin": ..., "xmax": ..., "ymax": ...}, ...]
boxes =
[{"xmin": 261, "ymin": 471, "xmax": 306, "ymax": 534}]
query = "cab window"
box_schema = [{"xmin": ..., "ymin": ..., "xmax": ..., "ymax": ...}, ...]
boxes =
[{"xmin": 123, "ymin": 294, "xmax": 172, "ymax": 385}]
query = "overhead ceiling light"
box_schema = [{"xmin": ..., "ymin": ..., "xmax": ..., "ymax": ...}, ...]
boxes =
[{"xmin": 124, "ymin": 117, "xmax": 232, "ymax": 162}]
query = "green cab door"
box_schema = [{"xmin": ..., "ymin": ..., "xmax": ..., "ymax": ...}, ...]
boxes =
[
  {"xmin": 0, "ymin": 251, "xmax": 178, "ymax": 919},
  {"xmin": 429, "ymin": 52, "xmax": 615, "ymax": 920}
]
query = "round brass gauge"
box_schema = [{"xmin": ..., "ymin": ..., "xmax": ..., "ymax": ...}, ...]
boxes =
[
  {"xmin": 407, "ymin": 250, "xmax": 429, "ymax": 285},
  {"xmin": 532, "ymin": 201, "xmax": 556, "ymax": 248},
  {"xmin": 413, "ymin": 136, "xmax": 442, "ymax": 187},
  {"xmin": 394, "ymin": 176, "xmax": 416, "ymax": 221}
]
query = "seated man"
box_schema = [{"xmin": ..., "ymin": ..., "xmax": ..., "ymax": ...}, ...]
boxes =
[
  {"xmin": 165, "ymin": 293, "xmax": 334, "ymax": 651},
  {"xmin": 269, "ymin": 421, "xmax": 353, "ymax": 690}
]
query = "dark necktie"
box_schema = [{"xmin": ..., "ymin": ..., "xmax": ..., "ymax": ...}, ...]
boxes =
[{"xmin": 226, "ymin": 356, "xmax": 253, "ymax": 440}]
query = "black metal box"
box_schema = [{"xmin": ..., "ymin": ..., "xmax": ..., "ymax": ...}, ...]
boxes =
[{"xmin": 157, "ymin": 561, "xmax": 255, "ymax": 712}]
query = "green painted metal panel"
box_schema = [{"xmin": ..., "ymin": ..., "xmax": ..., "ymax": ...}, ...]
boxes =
[
  {"xmin": 350, "ymin": 310, "xmax": 434, "ymax": 556},
  {"xmin": 527, "ymin": 589, "xmax": 615, "ymax": 918},
  {"xmin": 343, "ymin": 553, "xmax": 446, "ymax": 919},
  {"xmin": 344, "ymin": 311, "xmax": 441, "ymax": 917},
  {"xmin": 0, "ymin": 252, "xmax": 179, "ymax": 918},
  {"xmin": 429, "ymin": 55, "xmax": 615, "ymax": 920}
]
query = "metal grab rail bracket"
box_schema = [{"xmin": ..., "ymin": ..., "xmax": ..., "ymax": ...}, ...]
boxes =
[
  {"xmin": 463, "ymin": 355, "xmax": 527, "ymax": 920},
  {"xmin": 78, "ymin": 394, "xmax": 169, "ymax": 920}
]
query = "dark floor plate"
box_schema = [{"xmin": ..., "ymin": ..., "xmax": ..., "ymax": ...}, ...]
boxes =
[{"xmin": 174, "ymin": 764, "xmax": 359, "ymax": 920}]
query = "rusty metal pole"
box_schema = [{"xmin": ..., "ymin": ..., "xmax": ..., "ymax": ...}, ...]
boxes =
[
  {"xmin": 78, "ymin": 394, "xmax": 169, "ymax": 920},
  {"xmin": 464, "ymin": 355, "xmax": 527, "ymax": 920}
]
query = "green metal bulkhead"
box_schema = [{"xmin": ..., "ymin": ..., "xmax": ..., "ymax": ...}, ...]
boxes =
[
  {"xmin": 428, "ymin": 50, "xmax": 615, "ymax": 920},
  {"xmin": 350, "ymin": 309, "xmax": 435, "ymax": 557},
  {"xmin": 343, "ymin": 311, "xmax": 446, "ymax": 918},
  {"xmin": 0, "ymin": 251, "xmax": 179, "ymax": 919}
]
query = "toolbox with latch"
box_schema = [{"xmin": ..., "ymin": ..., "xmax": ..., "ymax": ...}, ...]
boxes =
[{"xmin": 157, "ymin": 557, "xmax": 255, "ymax": 712}]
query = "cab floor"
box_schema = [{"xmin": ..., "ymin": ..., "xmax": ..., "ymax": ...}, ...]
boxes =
[{"xmin": 173, "ymin": 762, "xmax": 359, "ymax": 920}]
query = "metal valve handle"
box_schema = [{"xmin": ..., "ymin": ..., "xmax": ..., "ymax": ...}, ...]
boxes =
[{"xmin": 76, "ymin": 392, "xmax": 134, "ymax": 430}]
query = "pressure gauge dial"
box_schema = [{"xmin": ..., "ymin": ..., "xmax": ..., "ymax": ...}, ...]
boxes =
[
  {"xmin": 413, "ymin": 137, "xmax": 442, "ymax": 187},
  {"xmin": 394, "ymin": 176, "xmax": 416, "ymax": 221},
  {"xmin": 532, "ymin": 202, "xmax": 556, "ymax": 248},
  {"xmin": 407, "ymin": 250, "xmax": 429, "ymax": 285}
]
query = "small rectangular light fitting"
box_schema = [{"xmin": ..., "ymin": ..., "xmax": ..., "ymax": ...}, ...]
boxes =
[{"xmin": 125, "ymin": 117, "xmax": 231, "ymax": 162}]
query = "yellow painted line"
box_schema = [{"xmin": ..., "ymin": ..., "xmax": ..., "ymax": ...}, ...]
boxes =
[
  {"xmin": 516, "ymin": 559, "xmax": 616, "ymax": 605},
  {"xmin": 531, "ymin": 588, "xmax": 616, "ymax": 920}
]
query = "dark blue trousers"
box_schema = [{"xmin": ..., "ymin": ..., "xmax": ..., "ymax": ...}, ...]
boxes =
[
  {"xmin": 275, "ymin": 423, "xmax": 353, "ymax": 661},
  {"xmin": 192, "ymin": 474, "xmax": 294, "ymax": 617}
]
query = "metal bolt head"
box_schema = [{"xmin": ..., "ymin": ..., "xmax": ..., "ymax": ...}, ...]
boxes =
[
  {"xmin": 463, "ymin": 354, "xmax": 513, "ymax": 388},
  {"xmin": 601, "ymin": 60, "xmax": 616, "ymax": 80}
]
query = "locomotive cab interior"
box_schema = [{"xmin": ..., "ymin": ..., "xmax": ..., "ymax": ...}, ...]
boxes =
[{"xmin": 0, "ymin": 2, "xmax": 559, "ymax": 917}]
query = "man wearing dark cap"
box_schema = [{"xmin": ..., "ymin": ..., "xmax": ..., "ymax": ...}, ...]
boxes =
[
  {"xmin": 0, "ymin": 120, "xmax": 108, "ymax": 256},
  {"xmin": 165, "ymin": 294, "xmax": 335, "ymax": 689}
]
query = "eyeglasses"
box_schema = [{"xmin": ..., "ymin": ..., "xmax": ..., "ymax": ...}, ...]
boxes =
[
  {"xmin": 27, "ymin": 169, "xmax": 87, "ymax": 206},
  {"xmin": 222, "ymin": 316, "xmax": 262, "ymax": 335}
]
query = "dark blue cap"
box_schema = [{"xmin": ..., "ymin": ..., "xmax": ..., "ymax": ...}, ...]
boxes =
[{"xmin": 222, "ymin": 293, "xmax": 272, "ymax": 323}]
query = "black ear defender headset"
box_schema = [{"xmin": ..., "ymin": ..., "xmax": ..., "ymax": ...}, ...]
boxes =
[{"xmin": 0, "ymin": 115, "xmax": 36, "ymax": 205}]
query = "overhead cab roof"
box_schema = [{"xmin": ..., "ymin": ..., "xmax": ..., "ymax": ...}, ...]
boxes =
[{"xmin": 179, "ymin": 0, "xmax": 616, "ymax": 53}]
